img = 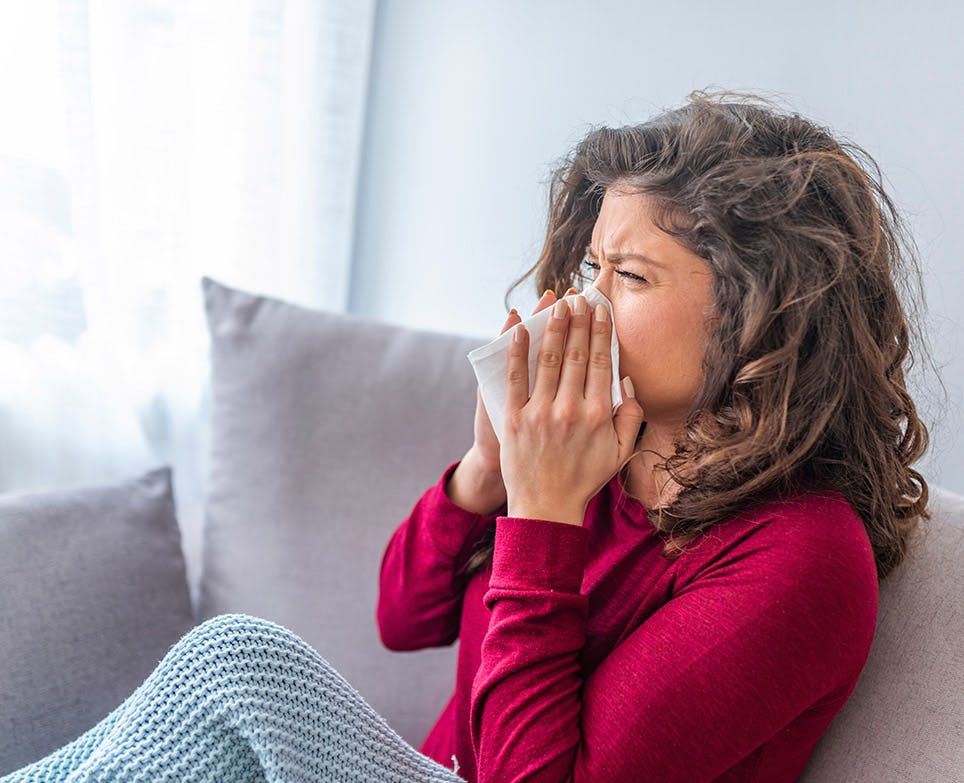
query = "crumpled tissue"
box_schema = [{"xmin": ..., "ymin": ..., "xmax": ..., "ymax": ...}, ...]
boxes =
[{"xmin": 466, "ymin": 283, "xmax": 623, "ymax": 445}]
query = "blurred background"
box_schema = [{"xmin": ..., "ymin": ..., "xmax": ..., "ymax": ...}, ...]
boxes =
[{"xmin": 1, "ymin": 0, "xmax": 961, "ymax": 588}]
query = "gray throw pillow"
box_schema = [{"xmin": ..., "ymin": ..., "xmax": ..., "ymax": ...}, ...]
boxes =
[
  {"xmin": 0, "ymin": 466, "xmax": 195, "ymax": 775},
  {"xmin": 199, "ymin": 276, "xmax": 488, "ymax": 749}
]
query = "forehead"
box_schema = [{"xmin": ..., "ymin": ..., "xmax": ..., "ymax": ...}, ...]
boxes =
[
  {"xmin": 590, "ymin": 189, "xmax": 710, "ymax": 276},
  {"xmin": 591, "ymin": 188, "xmax": 663, "ymax": 245}
]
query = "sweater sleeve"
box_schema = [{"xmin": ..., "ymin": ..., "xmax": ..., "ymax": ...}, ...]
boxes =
[
  {"xmin": 469, "ymin": 508, "xmax": 878, "ymax": 783},
  {"xmin": 376, "ymin": 459, "xmax": 507, "ymax": 652}
]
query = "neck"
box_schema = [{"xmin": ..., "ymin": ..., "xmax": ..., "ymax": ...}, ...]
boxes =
[{"xmin": 622, "ymin": 419, "xmax": 686, "ymax": 510}]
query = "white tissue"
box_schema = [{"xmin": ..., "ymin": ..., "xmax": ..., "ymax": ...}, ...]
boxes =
[{"xmin": 466, "ymin": 283, "xmax": 623, "ymax": 445}]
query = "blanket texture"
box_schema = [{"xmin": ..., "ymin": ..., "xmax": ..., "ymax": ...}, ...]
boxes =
[{"xmin": 1, "ymin": 614, "xmax": 464, "ymax": 783}]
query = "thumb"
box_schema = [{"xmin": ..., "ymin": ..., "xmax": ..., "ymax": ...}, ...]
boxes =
[{"xmin": 613, "ymin": 377, "xmax": 645, "ymax": 460}]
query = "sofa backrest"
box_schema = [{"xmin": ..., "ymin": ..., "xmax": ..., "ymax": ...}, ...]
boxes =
[
  {"xmin": 199, "ymin": 277, "xmax": 964, "ymax": 777},
  {"xmin": 800, "ymin": 483, "xmax": 964, "ymax": 781}
]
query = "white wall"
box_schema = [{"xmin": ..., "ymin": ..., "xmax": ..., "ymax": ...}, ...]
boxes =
[{"xmin": 350, "ymin": 0, "xmax": 963, "ymax": 493}]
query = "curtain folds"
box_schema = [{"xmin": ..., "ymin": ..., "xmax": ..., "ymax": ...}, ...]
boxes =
[{"xmin": 0, "ymin": 0, "xmax": 376, "ymax": 600}]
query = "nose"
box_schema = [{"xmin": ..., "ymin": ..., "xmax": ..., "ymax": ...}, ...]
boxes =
[{"xmin": 589, "ymin": 267, "xmax": 614, "ymax": 302}]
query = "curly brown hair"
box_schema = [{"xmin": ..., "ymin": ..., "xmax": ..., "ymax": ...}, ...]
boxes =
[{"xmin": 460, "ymin": 88, "xmax": 941, "ymax": 583}]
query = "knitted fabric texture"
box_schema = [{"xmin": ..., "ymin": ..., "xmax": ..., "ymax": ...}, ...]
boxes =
[{"xmin": 1, "ymin": 614, "xmax": 465, "ymax": 783}]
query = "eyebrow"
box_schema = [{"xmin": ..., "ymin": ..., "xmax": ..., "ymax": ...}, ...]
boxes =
[{"xmin": 585, "ymin": 244, "xmax": 670, "ymax": 271}]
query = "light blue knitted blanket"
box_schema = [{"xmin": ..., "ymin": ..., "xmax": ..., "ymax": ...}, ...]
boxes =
[{"xmin": 1, "ymin": 614, "xmax": 465, "ymax": 783}]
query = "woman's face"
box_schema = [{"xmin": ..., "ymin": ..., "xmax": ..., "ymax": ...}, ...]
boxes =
[{"xmin": 582, "ymin": 187, "xmax": 716, "ymax": 424}]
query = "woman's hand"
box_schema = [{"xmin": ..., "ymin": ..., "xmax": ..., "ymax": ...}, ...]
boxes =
[
  {"xmin": 453, "ymin": 287, "xmax": 577, "ymax": 517},
  {"xmin": 500, "ymin": 295, "xmax": 646, "ymax": 526},
  {"xmin": 469, "ymin": 287, "xmax": 575, "ymax": 473}
]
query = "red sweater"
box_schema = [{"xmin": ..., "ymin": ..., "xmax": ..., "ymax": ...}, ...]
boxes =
[{"xmin": 376, "ymin": 459, "xmax": 878, "ymax": 783}]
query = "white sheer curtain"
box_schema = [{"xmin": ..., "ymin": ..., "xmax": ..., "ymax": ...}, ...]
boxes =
[{"xmin": 0, "ymin": 0, "xmax": 375, "ymax": 596}]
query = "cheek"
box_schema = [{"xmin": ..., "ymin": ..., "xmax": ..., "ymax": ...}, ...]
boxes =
[
  {"xmin": 611, "ymin": 315, "xmax": 649, "ymax": 366},
  {"xmin": 614, "ymin": 310, "xmax": 672, "ymax": 350},
  {"xmin": 615, "ymin": 312, "xmax": 703, "ymax": 372}
]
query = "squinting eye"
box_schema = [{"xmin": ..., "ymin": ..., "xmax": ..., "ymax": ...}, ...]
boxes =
[{"xmin": 581, "ymin": 256, "xmax": 648, "ymax": 285}]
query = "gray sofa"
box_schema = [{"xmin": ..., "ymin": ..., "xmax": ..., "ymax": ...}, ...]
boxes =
[{"xmin": 2, "ymin": 277, "xmax": 962, "ymax": 780}]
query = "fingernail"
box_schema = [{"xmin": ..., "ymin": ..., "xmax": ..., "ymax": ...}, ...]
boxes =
[
  {"xmin": 542, "ymin": 288, "xmax": 555, "ymax": 299},
  {"xmin": 565, "ymin": 287, "xmax": 577, "ymax": 296},
  {"xmin": 508, "ymin": 308, "xmax": 518, "ymax": 318},
  {"xmin": 594, "ymin": 303, "xmax": 608, "ymax": 322},
  {"xmin": 553, "ymin": 299, "xmax": 568, "ymax": 319},
  {"xmin": 513, "ymin": 324, "xmax": 525, "ymax": 343},
  {"xmin": 622, "ymin": 376, "xmax": 635, "ymax": 398}
]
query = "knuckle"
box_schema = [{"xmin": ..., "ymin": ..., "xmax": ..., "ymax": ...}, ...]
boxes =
[
  {"xmin": 553, "ymin": 403, "xmax": 577, "ymax": 423},
  {"xmin": 538, "ymin": 349, "xmax": 563, "ymax": 368},
  {"xmin": 590, "ymin": 350, "xmax": 610, "ymax": 369},
  {"xmin": 505, "ymin": 410, "xmax": 524, "ymax": 433},
  {"xmin": 507, "ymin": 367, "xmax": 526, "ymax": 384},
  {"xmin": 565, "ymin": 346, "xmax": 588, "ymax": 364},
  {"xmin": 592, "ymin": 403, "xmax": 611, "ymax": 423}
]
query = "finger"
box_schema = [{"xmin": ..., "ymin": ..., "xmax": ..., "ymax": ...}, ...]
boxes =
[
  {"xmin": 499, "ymin": 308, "xmax": 520, "ymax": 335},
  {"xmin": 557, "ymin": 294, "xmax": 592, "ymax": 403},
  {"xmin": 531, "ymin": 288, "xmax": 557, "ymax": 316},
  {"xmin": 585, "ymin": 301, "xmax": 614, "ymax": 406},
  {"xmin": 613, "ymin": 377, "xmax": 646, "ymax": 464},
  {"xmin": 531, "ymin": 296, "xmax": 570, "ymax": 404},
  {"xmin": 505, "ymin": 322, "xmax": 529, "ymax": 414},
  {"xmin": 535, "ymin": 287, "xmax": 577, "ymax": 315},
  {"xmin": 476, "ymin": 384, "xmax": 488, "ymax": 411}
]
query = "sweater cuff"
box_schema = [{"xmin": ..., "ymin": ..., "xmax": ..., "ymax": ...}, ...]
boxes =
[
  {"xmin": 491, "ymin": 516, "xmax": 590, "ymax": 593},
  {"xmin": 424, "ymin": 460, "xmax": 506, "ymax": 559}
]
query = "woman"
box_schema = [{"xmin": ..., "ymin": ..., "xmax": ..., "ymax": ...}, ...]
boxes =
[
  {"xmin": 381, "ymin": 90, "xmax": 932, "ymax": 783},
  {"xmin": 4, "ymin": 89, "xmax": 933, "ymax": 783}
]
